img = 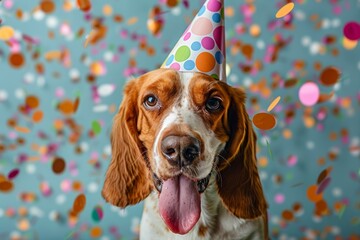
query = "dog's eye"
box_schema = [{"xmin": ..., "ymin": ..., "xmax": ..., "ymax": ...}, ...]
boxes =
[
  {"xmin": 205, "ymin": 97, "xmax": 222, "ymax": 111},
  {"xmin": 144, "ymin": 95, "xmax": 158, "ymax": 108}
]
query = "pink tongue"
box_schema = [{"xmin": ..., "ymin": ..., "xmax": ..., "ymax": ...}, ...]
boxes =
[{"xmin": 159, "ymin": 175, "xmax": 201, "ymax": 234}]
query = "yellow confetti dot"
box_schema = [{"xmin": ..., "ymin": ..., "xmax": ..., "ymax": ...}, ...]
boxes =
[
  {"xmin": 276, "ymin": 2, "xmax": 295, "ymax": 19},
  {"xmin": 283, "ymin": 129, "xmax": 293, "ymax": 139},
  {"xmin": 127, "ymin": 17, "xmax": 138, "ymax": 25},
  {"xmin": 17, "ymin": 218, "xmax": 30, "ymax": 231},
  {"xmin": 304, "ymin": 116, "xmax": 315, "ymax": 128},
  {"xmin": 0, "ymin": 26, "xmax": 15, "ymax": 41},
  {"xmin": 103, "ymin": 4, "xmax": 113, "ymax": 16},
  {"xmin": 249, "ymin": 24, "xmax": 261, "ymax": 37},
  {"xmin": 343, "ymin": 37, "xmax": 358, "ymax": 50},
  {"xmin": 225, "ymin": 7, "xmax": 234, "ymax": 17}
]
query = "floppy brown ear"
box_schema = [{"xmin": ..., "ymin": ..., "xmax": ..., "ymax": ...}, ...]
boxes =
[
  {"xmin": 217, "ymin": 87, "xmax": 267, "ymax": 219},
  {"xmin": 102, "ymin": 79, "xmax": 153, "ymax": 207}
]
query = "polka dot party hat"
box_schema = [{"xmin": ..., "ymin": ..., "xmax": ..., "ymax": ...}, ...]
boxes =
[{"xmin": 162, "ymin": 0, "xmax": 226, "ymax": 81}]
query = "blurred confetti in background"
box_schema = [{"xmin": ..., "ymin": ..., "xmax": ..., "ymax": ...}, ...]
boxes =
[{"xmin": 0, "ymin": 0, "xmax": 360, "ymax": 239}]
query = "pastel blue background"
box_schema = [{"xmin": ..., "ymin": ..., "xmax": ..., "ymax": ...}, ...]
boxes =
[{"xmin": 0, "ymin": 0, "xmax": 359, "ymax": 239}]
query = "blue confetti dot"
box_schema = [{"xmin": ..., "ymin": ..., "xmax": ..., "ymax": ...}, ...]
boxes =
[
  {"xmin": 166, "ymin": 55, "xmax": 174, "ymax": 66},
  {"xmin": 184, "ymin": 60, "xmax": 195, "ymax": 70},
  {"xmin": 191, "ymin": 42, "xmax": 201, "ymax": 51},
  {"xmin": 198, "ymin": 6, "xmax": 206, "ymax": 16},
  {"xmin": 215, "ymin": 51, "xmax": 223, "ymax": 64},
  {"xmin": 212, "ymin": 13, "xmax": 221, "ymax": 23}
]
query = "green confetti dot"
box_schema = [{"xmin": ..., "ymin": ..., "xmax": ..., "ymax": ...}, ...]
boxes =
[
  {"xmin": 92, "ymin": 121, "xmax": 102, "ymax": 135},
  {"xmin": 175, "ymin": 46, "xmax": 191, "ymax": 62}
]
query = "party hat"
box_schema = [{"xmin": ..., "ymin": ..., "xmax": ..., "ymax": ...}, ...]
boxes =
[{"xmin": 162, "ymin": 0, "xmax": 226, "ymax": 81}]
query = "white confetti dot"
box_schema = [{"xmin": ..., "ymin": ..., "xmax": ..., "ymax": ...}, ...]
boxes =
[
  {"xmin": 243, "ymin": 77, "xmax": 252, "ymax": 88},
  {"xmin": 93, "ymin": 104, "xmax": 109, "ymax": 113},
  {"xmin": 104, "ymin": 145, "xmax": 111, "ymax": 155},
  {"xmin": 103, "ymin": 51, "xmax": 114, "ymax": 62},
  {"xmin": 333, "ymin": 83, "xmax": 341, "ymax": 91},
  {"xmin": 322, "ymin": 18, "xmax": 330, "ymax": 29},
  {"xmin": 14, "ymin": 30, "xmax": 22, "ymax": 40},
  {"xmin": 26, "ymin": 164, "xmax": 36, "ymax": 174},
  {"xmin": 306, "ymin": 141, "xmax": 315, "ymax": 150},
  {"xmin": 119, "ymin": 209, "xmax": 127, "ymax": 217},
  {"xmin": 270, "ymin": 215, "xmax": 280, "ymax": 224},
  {"xmin": 259, "ymin": 171, "xmax": 268, "ymax": 180},
  {"xmin": 37, "ymin": 76, "xmax": 46, "ymax": 87},
  {"xmin": 301, "ymin": 36, "xmax": 311, "ymax": 47},
  {"xmin": 22, "ymin": 12, "xmax": 30, "ymax": 22},
  {"xmin": 0, "ymin": 208, "xmax": 4, "ymax": 217},
  {"xmin": 171, "ymin": 6, "xmax": 181, "ymax": 16},
  {"xmin": 256, "ymin": 40, "xmax": 265, "ymax": 50},
  {"xmin": 312, "ymin": 215, "xmax": 322, "ymax": 223},
  {"xmin": 46, "ymin": 16, "xmax": 58, "ymax": 28},
  {"xmin": 98, "ymin": 84, "xmax": 116, "ymax": 97},
  {"xmin": 33, "ymin": 10, "xmax": 45, "ymax": 21},
  {"xmin": 69, "ymin": 68, "xmax": 80, "ymax": 79},
  {"xmin": 331, "ymin": 18, "xmax": 341, "ymax": 28},
  {"xmin": 331, "ymin": 226, "xmax": 341, "ymax": 235},
  {"xmin": 15, "ymin": 88, "xmax": 26, "ymax": 99},
  {"xmin": 309, "ymin": 42, "xmax": 321, "ymax": 55},
  {"xmin": 229, "ymin": 74, "xmax": 238, "ymax": 83},
  {"xmin": 80, "ymin": 142, "xmax": 89, "ymax": 152},
  {"xmin": 294, "ymin": 10, "xmax": 305, "ymax": 21},
  {"xmin": 56, "ymin": 194, "xmax": 66, "ymax": 205},
  {"xmin": 29, "ymin": 206, "xmax": 44, "ymax": 218},
  {"xmin": 332, "ymin": 187, "xmax": 342, "ymax": 197},
  {"xmin": 24, "ymin": 73, "xmax": 35, "ymax": 84},
  {"xmin": 0, "ymin": 89, "xmax": 8, "ymax": 101},
  {"xmin": 88, "ymin": 182, "xmax": 98, "ymax": 193},
  {"xmin": 49, "ymin": 211, "xmax": 60, "ymax": 221}
]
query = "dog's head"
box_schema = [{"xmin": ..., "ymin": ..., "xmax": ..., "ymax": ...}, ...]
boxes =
[{"xmin": 102, "ymin": 69, "xmax": 266, "ymax": 234}]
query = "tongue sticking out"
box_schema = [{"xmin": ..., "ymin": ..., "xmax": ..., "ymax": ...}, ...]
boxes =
[{"xmin": 158, "ymin": 175, "xmax": 201, "ymax": 234}]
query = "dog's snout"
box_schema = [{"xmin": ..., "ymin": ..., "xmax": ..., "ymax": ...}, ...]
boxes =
[{"xmin": 161, "ymin": 135, "xmax": 200, "ymax": 167}]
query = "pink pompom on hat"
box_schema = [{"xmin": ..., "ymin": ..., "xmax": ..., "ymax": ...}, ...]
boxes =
[{"xmin": 161, "ymin": 0, "xmax": 226, "ymax": 82}]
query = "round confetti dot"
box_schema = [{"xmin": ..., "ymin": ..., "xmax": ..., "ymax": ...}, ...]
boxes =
[
  {"xmin": 170, "ymin": 63, "xmax": 180, "ymax": 70},
  {"xmin": 25, "ymin": 95, "xmax": 39, "ymax": 109},
  {"xmin": 320, "ymin": 66, "xmax": 341, "ymax": 86},
  {"xmin": 184, "ymin": 60, "xmax": 195, "ymax": 70},
  {"xmin": 274, "ymin": 193, "xmax": 285, "ymax": 204},
  {"xmin": 52, "ymin": 157, "xmax": 66, "ymax": 174},
  {"xmin": 40, "ymin": 0, "xmax": 55, "ymax": 14},
  {"xmin": 298, "ymin": 82, "xmax": 320, "ymax": 106},
  {"xmin": 343, "ymin": 36, "xmax": 358, "ymax": 50},
  {"xmin": 276, "ymin": 2, "xmax": 295, "ymax": 19},
  {"xmin": 250, "ymin": 24, "xmax": 261, "ymax": 37},
  {"xmin": 343, "ymin": 21, "xmax": 360, "ymax": 41},
  {"xmin": 192, "ymin": 18, "xmax": 213, "ymax": 36},
  {"xmin": 92, "ymin": 205, "xmax": 104, "ymax": 222},
  {"xmin": 287, "ymin": 155, "xmax": 297, "ymax": 167},
  {"xmin": 0, "ymin": 26, "xmax": 15, "ymax": 41},
  {"xmin": 90, "ymin": 226, "xmax": 103, "ymax": 238},
  {"xmin": 282, "ymin": 210, "xmax": 294, "ymax": 221},
  {"xmin": 76, "ymin": 0, "xmax": 92, "ymax": 11},
  {"xmin": 175, "ymin": 46, "xmax": 191, "ymax": 62},
  {"xmin": 201, "ymin": 37, "xmax": 215, "ymax": 50},
  {"xmin": 207, "ymin": 0, "xmax": 222, "ymax": 12},
  {"xmin": 252, "ymin": 112, "xmax": 277, "ymax": 130},
  {"xmin": 166, "ymin": 0, "xmax": 179, "ymax": 8},
  {"xmin": 17, "ymin": 218, "xmax": 30, "ymax": 231},
  {"xmin": 196, "ymin": 52, "xmax": 216, "ymax": 72},
  {"xmin": 258, "ymin": 157, "xmax": 268, "ymax": 167},
  {"xmin": 102, "ymin": 4, "xmax": 113, "ymax": 16},
  {"xmin": 9, "ymin": 52, "xmax": 25, "ymax": 68},
  {"xmin": 166, "ymin": 55, "xmax": 174, "ymax": 66},
  {"xmin": 191, "ymin": 42, "xmax": 201, "ymax": 51},
  {"xmin": 58, "ymin": 99, "xmax": 74, "ymax": 115},
  {"xmin": 0, "ymin": 180, "xmax": 14, "ymax": 193},
  {"xmin": 32, "ymin": 110, "xmax": 44, "ymax": 123},
  {"xmin": 183, "ymin": 32, "xmax": 191, "ymax": 41},
  {"xmin": 212, "ymin": 13, "xmax": 221, "ymax": 23},
  {"xmin": 215, "ymin": 51, "xmax": 223, "ymax": 64},
  {"xmin": 73, "ymin": 194, "xmax": 86, "ymax": 213}
]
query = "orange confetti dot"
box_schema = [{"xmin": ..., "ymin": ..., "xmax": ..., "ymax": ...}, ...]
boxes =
[
  {"xmin": 14, "ymin": 126, "xmax": 31, "ymax": 134},
  {"xmin": 283, "ymin": 129, "xmax": 292, "ymax": 139},
  {"xmin": 72, "ymin": 180, "xmax": 83, "ymax": 191},
  {"xmin": 40, "ymin": 0, "xmax": 55, "ymax": 14},
  {"xmin": 76, "ymin": 0, "xmax": 92, "ymax": 11},
  {"xmin": 102, "ymin": 4, "xmax": 113, "ymax": 16},
  {"xmin": 32, "ymin": 110, "xmax": 44, "ymax": 123},
  {"xmin": 258, "ymin": 157, "xmax": 268, "ymax": 167},
  {"xmin": 58, "ymin": 99, "xmax": 74, "ymax": 115},
  {"xmin": 90, "ymin": 226, "xmax": 103, "ymax": 238},
  {"xmin": 249, "ymin": 24, "xmax": 261, "ymax": 37},
  {"xmin": 127, "ymin": 17, "xmax": 138, "ymax": 25},
  {"xmin": 307, "ymin": 185, "xmax": 323, "ymax": 203},
  {"xmin": 25, "ymin": 95, "xmax": 40, "ymax": 109},
  {"xmin": 282, "ymin": 210, "xmax": 294, "ymax": 221},
  {"xmin": 196, "ymin": 52, "xmax": 216, "ymax": 72},
  {"xmin": 9, "ymin": 52, "xmax": 25, "ymax": 68},
  {"xmin": 0, "ymin": 180, "xmax": 14, "ymax": 193},
  {"xmin": 252, "ymin": 112, "xmax": 277, "ymax": 130},
  {"xmin": 73, "ymin": 194, "xmax": 86, "ymax": 213}
]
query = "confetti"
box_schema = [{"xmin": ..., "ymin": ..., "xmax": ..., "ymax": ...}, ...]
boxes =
[
  {"xmin": 307, "ymin": 185, "xmax": 323, "ymax": 203},
  {"xmin": 8, "ymin": 53, "xmax": 25, "ymax": 68},
  {"xmin": 89, "ymin": 226, "xmax": 102, "ymax": 238},
  {"xmin": 320, "ymin": 66, "xmax": 341, "ymax": 86},
  {"xmin": 298, "ymin": 82, "xmax": 320, "ymax": 106},
  {"xmin": 275, "ymin": 2, "xmax": 295, "ymax": 19},
  {"xmin": 52, "ymin": 157, "xmax": 66, "ymax": 174},
  {"xmin": 343, "ymin": 21, "xmax": 360, "ymax": 41},
  {"xmin": 252, "ymin": 112, "xmax": 277, "ymax": 130},
  {"xmin": 267, "ymin": 96, "xmax": 281, "ymax": 112},
  {"xmin": 91, "ymin": 205, "xmax": 104, "ymax": 222},
  {"xmin": 0, "ymin": 26, "xmax": 15, "ymax": 41},
  {"xmin": 0, "ymin": 180, "xmax": 14, "ymax": 193},
  {"xmin": 7, "ymin": 169, "xmax": 19, "ymax": 180},
  {"xmin": 73, "ymin": 194, "xmax": 86, "ymax": 214},
  {"xmin": 76, "ymin": 0, "xmax": 91, "ymax": 12}
]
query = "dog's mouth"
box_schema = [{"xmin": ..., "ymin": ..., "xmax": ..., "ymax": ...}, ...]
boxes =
[{"xmin": 152, "ymin": 172, "xmax": 211, "ymax": 194}]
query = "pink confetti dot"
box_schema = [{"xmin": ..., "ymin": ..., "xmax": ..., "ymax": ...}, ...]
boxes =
[
  {"xmin": 55, "ymin": 87, "xmax": 65, "ymax": 98},
  {"xmin": 287, "ymin": 155, "xmax": 298, "ymax": 167},
  {"xmin": 274, "ymin": 193, "xmax": 285, "ymax": 204},
  {"xmin": 343, "ymin": 21, "xmax": 360, "ymax": 41},
  {"xmin": 298, "ymin": 82, "xmax": 320, "ymax": 106},
  {"xmin": 60, "ymin": 179, "xmax": 72, "ymax": 192}
]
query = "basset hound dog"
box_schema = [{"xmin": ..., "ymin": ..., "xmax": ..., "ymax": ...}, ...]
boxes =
[{"xmin": 102, "ymin": 68, "xmax": 268, "ymax": 239}]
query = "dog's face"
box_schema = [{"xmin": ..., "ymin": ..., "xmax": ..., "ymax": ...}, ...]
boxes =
[{"xmin": 102, "ymin": 69, "xmax": 266, "ymax": 234}]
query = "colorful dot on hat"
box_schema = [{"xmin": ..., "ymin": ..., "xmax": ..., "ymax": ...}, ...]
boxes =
[
  {"xmin": 213, "ymin": 26, "xmax": 223, "ymax": 49},
  {"xmin": 191, "ymin": 42, "xmax": 201, "ymax": 51},
  {"xmin": 184, "ymin": 60, "xmax": 195, "ymax": 70},
  {"xmin": 196, "ymin": 52, "xmax": 215, "ymax": 72},
  {"xmin": 202, "ymin": 37, "xmax": 215, "ymax": 50},
  {"xmin": 183, "ymin": 32, "xmax": 191, "ymax": 41},
  {"xmin": 170, "ymin": 62, "xmax": 180, "ymax": 70},
  {"xmin": 192, "ymin": 18, "xmax": 213, "ymax": 36},
  {"xmin": 166, "ymin": 55, "xmax": 174, "ymax": 66},
  {"xmin": 207, "ymin": 0, "xmax": 222, "ymax": 12},
  {"xmin": 215, "ymin": 51, "xmax": 223, "ymax": 64},
  {"xmin": 198, "ymin": 6, "xmax": 206, "ymax": 16},
  {"xmin": 175, "ymin": 46, "xmax": 191, "ymax": 62},
  {"xmin": 212, "ymin": 13, "xmax": 221, "ymax": 23}
]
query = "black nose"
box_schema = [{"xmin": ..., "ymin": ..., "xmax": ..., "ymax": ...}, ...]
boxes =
[{"xmin": 161, "ymin": 135, "xmax": 200, "ymax": 167}]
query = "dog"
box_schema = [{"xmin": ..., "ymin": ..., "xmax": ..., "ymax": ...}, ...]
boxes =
[{"xmin": 102, "ymin": 68, "xmax": 268, "ymax": 239}]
